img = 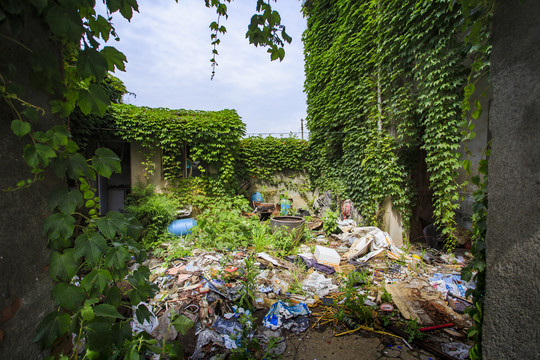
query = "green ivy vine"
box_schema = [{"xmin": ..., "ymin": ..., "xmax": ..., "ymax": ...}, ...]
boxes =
[
  {"xmin": 456, "ymin": 1, "xmax": 494, "ymax": 359},
  {"xmin": 303, "ymin": 0, "xmax": 468, "ymax": 236},
  {"xmin": 238, "ymin": 135, "xmax": 309, "ymax": 182},
  {"xmin": 107, "ymin": 104, "xmax": 245, "ymax": 195}
]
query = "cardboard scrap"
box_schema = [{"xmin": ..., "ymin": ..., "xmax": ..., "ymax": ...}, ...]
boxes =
[{"xmin": 386, "ymin": 282, "xmax": 470, "ymax": 328}]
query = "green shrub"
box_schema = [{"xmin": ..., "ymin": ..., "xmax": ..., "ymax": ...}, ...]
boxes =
[
  {"xmin": 322, "ymin": 209, "xmax": 341, "ymax": 235},
  {"xmin": 126, "ymin": 185, "xmax": 180, "ymax": 249}
]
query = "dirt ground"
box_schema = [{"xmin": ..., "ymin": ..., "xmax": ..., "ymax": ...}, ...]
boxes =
[
  {"xmin": 178, "ymin": 306, "xmax": 449, "ymax": 360},
  {"xmin": 282, "ymin": 326, "xmax": 439, "ymax": 360}
]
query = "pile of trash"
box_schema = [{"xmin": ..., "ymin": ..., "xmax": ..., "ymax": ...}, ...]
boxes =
[{"xmin": 128, "ymin": 214, "xmax": 475, "ymax": 359}]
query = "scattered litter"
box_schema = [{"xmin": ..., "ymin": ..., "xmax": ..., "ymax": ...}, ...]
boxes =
[
  {"xmin": 283, "ymin": 315, "xmax": 310, "ymax": 333},
  {"xmin": 263, "ymin": 301, "xmax": 310, "ymax": 330},
  {"xmin": 314, "ymin": 245, "xmax": 340, "ymax": 267},
  {"xmin": 429, "ymin": 273, "xmax": 469, "ymax": 298},
  {"xmin": 302, "ymin": 271, "xmax": 339, "ymax": 297},
  {"xmin": 441, "ymin": 342, "xmax": 471, "ymax": 360},
  {"xmin": 192, "ymin": 329, "xmax": 225, "ymax": 360},
  {"xmin": 131, "ymin": 303, "xmax": 158, "ymax": 334},
  {"xmin": 257, "ymin": 252, "xmax": 286, "ymax": 268},
  {"xmin": 131, "ymin": 208, "xmax": 476, "ymax": 359}
]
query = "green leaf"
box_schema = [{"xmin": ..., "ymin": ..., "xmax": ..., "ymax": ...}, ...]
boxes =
[
  {"xmin": 78, "ymin": 84, "xmax": 111, "ymax": 116},
  {"xmin": 135, "ymin": 303, "xmax": 152, "ymax": 324},
  {"xmin": 23, "ymin": 144, "xmax": 39, "ymax": 168},
  {"xmin": 51, "ymin": 283, "xmax": 86, "ymax": 311},
  {"xmin": 47, "ymin": 126, "xmax": 69, "ymax": 147},
  {"xmin": 33, "ymin": 311, "xmax": 71, "ymax": 348},
  {"xmin": 95, "ymin": 211, "xmax": 128, "ymax": 238},
  {"xmin": 105, "ymin": 245, "xmax": 130, "ymax": 269},
  {"xmin": 45, "ymin": 6, "xmax": 83, "ymax": 42},
  {"xmin": 171, "ymin": 314, "xmax": 194, "ymax": 335},
  {"xmin": 35, "ymin": 143, "xmax": 57, "ymax": 166},
  {"xmin": 43, "ymin": 213, "xmax": 75, "ymax": 249},
  {"xmin": 91, "ymin": 147, "xmax": 121, "ymax": 178},
  {"xmin": 21, "ymin": 107, "xmax": 39, "ymax": 121},
  {"xmin": 77, "ymin": 48, "xmax": 108, "ymax": 80},
  {"xmin": 49, "ymin": 249, "xmax": 79, "ymax": 282},
  {"xmin": 81, "ymin": 305, "xmax": 95, "ymax": 321},
  {"xmin": 74, "ymin": 232, "xmax": 107, "ymax": 265},
  {"xmin": 81, "ymin": 269, "xmax": 112, "ymax": 293},
  {"xmin": 125, "ymin": 346, "xmax": 140, "ymax": 360},
  {"xmin": 67, "ymin": 153, "xmax": 90, "ymax": 179},
  {"xmin": 119, "ymin": 0, "xmax": 139, "ymax": 20},
  {"xmin": 86, "ymin": 321, "xmax": 114, "ymax": 352},
  {"xmin": 101, "ymin": 46, "xmax": 127, "ymax": 72},
  {"xmin": 48, "ymin": 187, "xmax": 83, "ymax": 215},
  {"xmin": 30, "ymin": 0, "xmax": 48, "ymax": 12},
  {"xmin": 11, "ymin": 119, "xmax": 31, "ymax": 137},
  {"xmin": 89, "ymin": 15, "xmax": 112, "ymax": 41},
  {"xmin": 93, "ymin": 303, "xmax": 124, "ymax": 319}
]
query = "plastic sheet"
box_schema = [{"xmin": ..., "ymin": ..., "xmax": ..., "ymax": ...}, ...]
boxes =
[
  {"xmin": 283, "ymin": 315, "xmax": 310, "ymax": 333},
  {"xmin": 263, "ymin": 301, "xmax": 310, "ymax": 330},
  {"xmin": 429, "ymin": 273, "xmax": 468, "ymax": 298},
  {"xmin": 441, "ymin": 342, "xmax": 471, "ymax": 360},
  {"xmin": 192, "ymin": 329, "xmax": 225, "ymax": 360},
  {"xmin": 341, "ymin": 226, "xmax": 405, "ymax": 261}
]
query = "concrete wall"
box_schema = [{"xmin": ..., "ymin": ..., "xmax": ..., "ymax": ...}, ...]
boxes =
[
  {"xmin": 456, "ymin": 79, "xmax": 491, "ymax": 230},
  {"xmin": 0, "ymin": 18, "xmax": 59, "ymax": 359},
  {"xmin": 130, "ymin": 142, "xmax": 170, "ymax": 191},
  {"xmin": 381, "ymin": 197, "xmax": 404, "ymax": 247},
  {"xmin": 483, "ymin": 1, "xmax": 540, "ymax": 358},
  {"xmin": 248, "ymin": 171, "xmax": 315, "ymax": 210}
]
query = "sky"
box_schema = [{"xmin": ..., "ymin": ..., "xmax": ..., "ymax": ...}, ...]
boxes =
[{"xmin": 104, "ymin": 0, "xmax": 308, "ymax": 136}]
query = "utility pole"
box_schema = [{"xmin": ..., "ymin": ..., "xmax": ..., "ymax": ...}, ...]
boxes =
[{"xmin": 301, "ymin": 118, "xmax": 304, "ymax": 140}]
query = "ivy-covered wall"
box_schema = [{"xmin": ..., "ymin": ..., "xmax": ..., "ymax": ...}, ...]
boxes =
[
  {"xmin": 303, "ymin": 0, "xmax": 468, "ymax": 241},
  {"xmin": 238, "ymin": 136, "xmax": 312, "ymax": 208},
  {"xmin": 108, "ymin": 104, "xmax": 245, "ymax": 195},
  {"xmin": 105, "ymin": 105, "xmax": 311, "ymax": 202}
]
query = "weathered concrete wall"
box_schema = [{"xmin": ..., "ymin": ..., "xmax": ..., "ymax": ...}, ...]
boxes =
[
  {"xmin": 456, "ymin": 78, "xmax": 491, "ymax": 230},
  {"xmin": 381, "ymin": 197, "xmax": 404, "ymax": 247},
  {"xmin": 130, "ymin": 142, "xmax": 170, "ymax": 191},
  {"xmin": 248, "ymin": 171, "xmax": 314, "ymax": 210},
  {"xmin": 0, "ymin": 18, "xmax": 59, "ymax": 359},
  {"xmin": 483, "ymin": 1, "xmax": 540, "ymax": 358}
]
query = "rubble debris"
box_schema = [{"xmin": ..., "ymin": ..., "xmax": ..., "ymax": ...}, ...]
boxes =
[
  {"xmin": 191, "ymin": 329, "xmax": 225, "ymax": 360},
  {"xmin": 341, "ymin": 226, "xmax": 407, "ymax": 261}
]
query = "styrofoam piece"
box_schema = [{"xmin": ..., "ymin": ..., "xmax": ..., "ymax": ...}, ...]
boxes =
[{"xmin": 314, "ymin": 245, "xmax": 340, "ymax": 267}]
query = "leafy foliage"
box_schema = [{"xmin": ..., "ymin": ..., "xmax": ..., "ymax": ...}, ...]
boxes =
[
  {"xmin": 322, "ymin": 209, "xmax": 340, "ymax": 235},
  {"xmin": 303, "ymin": 0, "xmax": 468, "ymax": 236},
  {"xmin": 461, "ymin": 149, "xmax": 489, "ymax": 359},
  {"xmin": 455, "ymin": 1, "xmax": 493, "ymax": 358},
  {"xmin": 238, "ymin": 135, "xmax": 309, "ymax": 182},
  {"xmin": 125, "ymin": 185, "xmax": 181, "ymax": 249},
  {"xmin": 108, "ymin": 104, "xmax": 245, "ymax": 194}
]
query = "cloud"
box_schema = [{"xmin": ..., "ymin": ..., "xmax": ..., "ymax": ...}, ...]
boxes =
[{"xmin": 104, "ymin": 0, "xmax": 307, "ymax": 134}]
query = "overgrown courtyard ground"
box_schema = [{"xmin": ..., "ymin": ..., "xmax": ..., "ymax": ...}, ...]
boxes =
[{"xmin": 133, "ymin": 196, "xmax": 473, "ymax": 360}]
